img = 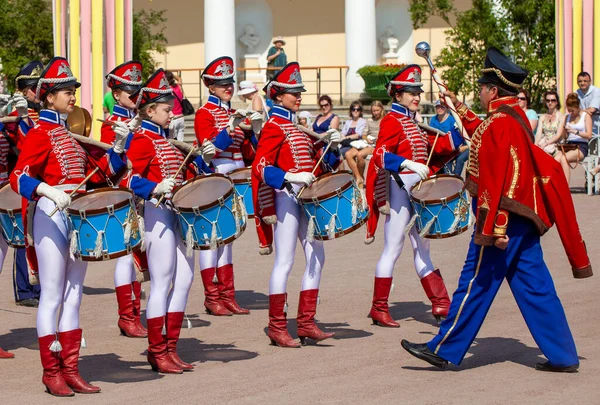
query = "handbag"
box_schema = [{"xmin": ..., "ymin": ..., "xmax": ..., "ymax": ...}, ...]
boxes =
[{"xmin": 174, "ymin": 85, "xmax": 196, "ymax": 116}]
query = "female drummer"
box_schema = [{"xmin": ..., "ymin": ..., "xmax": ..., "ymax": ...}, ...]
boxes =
[
  {"xmin": 100, "ymin": 60, "xmax": 148, "ymax": 339},
  {"xmin": 252, "ymin": 62, "xmax": 341, "ymax": 347},
  {"xmin": 10, "ymin": 57, "xmax": 129, "ymax": 396},
  {"xmin": 364, "ymin": 65, "xmax": 463, "ymax": 327},
  {"xmin": 194, "ymin": 56, "xmax": 262, "ymax": 316},
  {"xmin": 125, "ymin": 68, "xmax": 214, "ymax": 374}
]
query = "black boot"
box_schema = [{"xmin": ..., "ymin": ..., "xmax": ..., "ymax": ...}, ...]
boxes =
[
  {"xmin": 535, "ymin": 362, "xmax": 579, "ymax": 373},
  {"xmin": 401, "ymin": 339, "xmax": 448, "ymax": 370}
]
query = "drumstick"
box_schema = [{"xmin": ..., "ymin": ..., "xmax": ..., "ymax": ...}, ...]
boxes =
[
  {"xmin": 48, "ymin": 167, "xmax": 100, "ymax": 217},
  {"xmin": 298, "ymin": 125, "xmax": 326, "ymax": 141},
  {"xmin": 418, "ymin": 122, "xmax": 446, "ymax": 137},
  {"xmin": 297, "ymin": 141, "xmax": 333, "ymax": 199},
  {"xmin": 416, "ymin": 133, "xmax": 440, "ymax": 192},
  {"xmin": 154, "ymin": 146, "xmax": 198, "ymax": 207}
]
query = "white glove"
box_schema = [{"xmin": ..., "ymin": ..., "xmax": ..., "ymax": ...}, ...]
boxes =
[
  {"xmin": 401, "ymin": 159, "xmax": 430, "ymax": 180},
  {"xmin": 323, "ymin": 129, "xmax": 342, "ymax": 148},
  {"xmin": 249, "ymin": 111, "xmax": 263, "ymax": 134},
  {"xmin": 112, "ymin": 121, "xmax": 130, "ymax": 154},
  {"xmin": 249, "ymin": 111, "xmax": 262, "ymax": 122},
  {"xmin": 36, "ymin": 183, "xmax": 71, "ymax": 211},
  {"xmin": 127, "ymin": 115, "xmax": 141, "ymax": 131},
  {"xmin": 201, "ymin": 140, "xmax": 216, "ymax": 164},
  {"xmin": 284, "ymin": 171, "xmax": 316, "ymax": 187},
  {"xmin": 0, "ymin": 95, "xmax": 10, "ymax": 117},
  {"xmin": 228, "ymin": 109, "xmax": 247, "ymax": 132},
  {"xmin": 152, "ymin": 178, "xmax": 176, "ymax": 197},
  {"xmin": 13, "ymin": 95, "xmax": 28, "ymax": 117}
]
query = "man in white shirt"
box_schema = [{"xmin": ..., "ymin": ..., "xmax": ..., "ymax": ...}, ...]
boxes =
[{"xmin": 576, "ymin": 72, "xmax": 600, "ymax": 135}]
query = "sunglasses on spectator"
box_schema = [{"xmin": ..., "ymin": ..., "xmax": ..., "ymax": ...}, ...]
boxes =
[
  {"xmin": 545, "ymin": 99, "xmax": 557, "ymax": 103},
  {"xmin": 351, "ymin": 108, "xmax": 362, "ymax": 112},
  {"xmin": 319, "ymin": 103, "xmax": 330, "ymax": 108},
  {"xmin": 517, "ymin": 97, "xmax": 527, "ymax": 101}
]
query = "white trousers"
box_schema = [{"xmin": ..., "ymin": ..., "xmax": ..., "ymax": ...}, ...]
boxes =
[
  {"xmin": 269, "ymin": 188, "xmax": 326, "ymax": 295},
  {"xmin": 114, "ymin": 254, "xmax": 136, "ymax": 287},
  {"xmin": 144, "ymin": 204, "xmax": 194, "ymax": 318},
  {"xmin": 0, "ymin": 236, "xmax": 7, "ymax": 274},
  {"xmin": 34, "ymin": 197, "xmax": 88, "ymax": 337},
  {"xmin": 198, "ymin": 158, "xmax": 244, "ymax": 271},
  {"xmin": 375, "ymin": 173, "xmax": 435, "ymax": 279}
]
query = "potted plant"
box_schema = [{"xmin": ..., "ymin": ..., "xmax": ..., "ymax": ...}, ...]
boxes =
[{"xmin": 357, "ymin": 64, "xmax": 406, "ymax": 101}]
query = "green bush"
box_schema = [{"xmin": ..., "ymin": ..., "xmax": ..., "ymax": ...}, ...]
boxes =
[{"xmin": 357, "ymin": 64, "xmax": 406, "ymax": 76}]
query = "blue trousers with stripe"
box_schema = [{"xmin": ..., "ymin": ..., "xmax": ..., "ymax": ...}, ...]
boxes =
[
  {"xmin": 427, "ymin": 215, "xmax": 579, "ymax": 367},
  {"xmin": 12, "ymin": 248, "xmax": 40, "ymax": 302}
]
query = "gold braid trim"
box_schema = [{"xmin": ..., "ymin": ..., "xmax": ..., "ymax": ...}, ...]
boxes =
[{"xmin": 481, "ymin": 68, "xmax": 521, "ymax": 89}]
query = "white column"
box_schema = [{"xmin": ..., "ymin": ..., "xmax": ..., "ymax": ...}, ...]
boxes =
[
  {"xmin": 345, "ymin": 0, "xmax": 377, "ymax": 96},
  {"xmin": 204, "ymin": 0, "xmax": 237, "ymax": 93}
]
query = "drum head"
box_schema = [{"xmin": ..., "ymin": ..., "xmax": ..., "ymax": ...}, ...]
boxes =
[
  {"xmin": 173, "ymin": 176, "xmax": 233, "ymax": 209},
  {"xmin": 411, "ymin": 175, "xmax": 465, "ymax": 202},
  {"xmin": 227, "ymin": 168, "xmax": 251, "ymax": 183},
  {"xmin": 69, "ymin": 189, "xmax": 132, "ymax": 212},
  {"xmin": 0, "ymin": 182, "xmax": 22, "ymax": 212},
  {"xmin": 300, "ymin": 172, "xmax": 352, "ymax": 201}
]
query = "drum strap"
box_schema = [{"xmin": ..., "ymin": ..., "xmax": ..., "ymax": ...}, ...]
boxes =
[{"xmin": 390, "ymin": 171, "xmax": 405, "ymax": 190}]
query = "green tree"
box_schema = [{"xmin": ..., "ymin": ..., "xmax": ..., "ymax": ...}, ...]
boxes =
[
  {"xmin": 132, "ymin": 9, "xmax": 168, "ymax": 80},
  {"xmin": 409, "ymin": 0, "xmax": 456, "ymax": 28},
  {"xmin": 410, "ymin": 0, "xmax": 555, "ymax": 112},
  {"xmin": 0, "ymin": 0, "xmax": 54, "ymax": 93}
]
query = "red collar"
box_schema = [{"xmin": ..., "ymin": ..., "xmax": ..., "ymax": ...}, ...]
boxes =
[{"xmin": 488, "ymin": 96, "xmax": 519, "ymax": 113}]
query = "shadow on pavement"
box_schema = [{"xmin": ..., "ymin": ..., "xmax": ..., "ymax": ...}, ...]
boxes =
[
  {"xmin": 177, "ymin": 337, "xmax": 259, "ymax": 364},
  {"xmin": 236, "ymin": 290, "xmax": 269, "ymax": 311},
  {"xmin": 0, "ymin": 327, "xmax": 38, "ymax": 351},
  {"xmin": 83, "ymin": 286, "xmax": 116, "ymax": 296},
  {"xmin": 389, "ymin": 300, "xmax": 439, "ymax": 327},
  {"xmin": 182, "ymin": 313, "xmax": 212, "ymax": 328},
  {"xmin": 79, "ymin": 353, "xmax": 163, "ymax": 383},
  {"xmin": 318, "ymin": 322, "xmax": 373, "ymax": 340}
]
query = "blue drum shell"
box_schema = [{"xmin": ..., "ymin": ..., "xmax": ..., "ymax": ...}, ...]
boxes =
[
  {"xmin": 228, "ymin": 168, "xmax": 254, "ymax": 218},
  {"xmin": 300, "ymin": 172, "xmax": 368, "ymax": 241},
  {"xmin": 68, "ymin": 188, "xmax": 142, "ymax": 261}
]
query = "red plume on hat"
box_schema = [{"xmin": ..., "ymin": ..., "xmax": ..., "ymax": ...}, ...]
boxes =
[
  {"xmin": 36, "ymin": 57, "xmax": 81, "ymax": 101},
  {"xmin": 386, "ymin": 64, "xmax": 424, "ymax": 96},
  {"xmin": 263, "ymin": 62, "xmax": 306, "ymax": 100},
  {"xmin": 202, "ymin": 56, "xmax": 235, "ymax": 86},
  {"xmin": 106, "ymin": 60, "xmax": 143, "ymax": 92},
  {"xmin": 129, "ymin": 68, "xmax": 173, "ymax": 109}
]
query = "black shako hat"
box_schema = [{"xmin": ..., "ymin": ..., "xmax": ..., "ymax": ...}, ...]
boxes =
[{"xmin": 477, "ymin": 47, "xmax": 528, "ymax": 92}]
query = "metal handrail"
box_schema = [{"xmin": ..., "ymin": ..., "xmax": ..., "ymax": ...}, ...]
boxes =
[{"xmin": 172, "ymin": 66, "xmax": 348, "ymax": 107}]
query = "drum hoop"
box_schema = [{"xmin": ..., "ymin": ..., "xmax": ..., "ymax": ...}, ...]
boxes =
[
  {"xmin": 409, "ymin": 174, "xmax": 466, "ymax": 205},
  {"xmin": 310, "ymin": 215, "xmax": 368, "ymax": 241},
  {"xmin": 74, "ymin": 240, "xmax": 143, "ymax": 261},
  {"xmin": 172, "ymin": 173, "xmax": 234, "ymax": 212},
  {"xmin": 226, "ymin": 167, "xmax": 252, "ymax": 184},
  {"xmin": 67, "ymin": 187, "xmax": 134, "ymax": 215},
  {"xmin": 422, "ymin": 224, "xmax": 470, "ymax": 240},
  {"xmin": 0, "ymin": 181, "xmax": 22, "ymax": 214},
  {"xmin": 298, "ymin": 171, "xmax": 354, "ymax": 203}
]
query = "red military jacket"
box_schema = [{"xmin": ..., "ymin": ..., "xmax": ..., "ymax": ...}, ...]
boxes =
[
  {"xmin": 456, "ymin": 96, "xmax": 591, "ymax": 277},
  {"xmin": 365, "ymin": 102, "xmax": 462, "ymax": 240},
  {"xmin": 194, "ymin": 95, "xmax": 251, "ymax": 161},
  {"xmin": 251, "ymin": 104, "xmax": 339, "ymax": 252},
  {"xmin": 101, "ymin": 104, "xmax": 135, "ymax": 144}
]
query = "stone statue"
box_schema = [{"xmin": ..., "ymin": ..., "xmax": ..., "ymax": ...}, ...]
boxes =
[
  {"xmin": 379, "ymin": 26, "xmax": 400, "ymax": 58},
  {"xmin": 239, "ymin": 24, "xmax": 261, "ymax": 54}
]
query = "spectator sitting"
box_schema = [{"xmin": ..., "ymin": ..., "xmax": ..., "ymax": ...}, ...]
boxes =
[
  {"xmin": 165, "ymin": 70, "xmax": 186, "ymax": 141},
  {"xmin": 576, "ymin": 71, "xmax": 600, "ymax": 135},
  {"xmin": 313, "ymin": 95, "xmax": 340, "ymax": 134},
  {"xmin": 266, "ymin": 37, "xmax": 287, "ymax": 81},
  {"xmin": 103, "ymin": 90, "xmax": 115, "ymax": 116},
  {"xmin": 429, "ymin": 100, "xmax": 468, "ymax": 176},
  {"xmin": 535, "ymin": 90, "xmax": 563, "ymax": 155},
  {"xmin": 517, "ymin": 89, "xmax": 538, "ymax": 131},
  {"xmin": 239, "ymin": 80, "xmax": 269, "ymax": 120},
  {"xmin": 344, "ymin": 100, "xmax": 385, "ymax": 188},
  {"xmin": 547, "ymin": 93, "xmax": 593, "ymax": 183},
  {"xmin": 339, "ymin": 101, "xmax": 367, "ymax": 154},
  {"xmin": 297, "ymin": 111, "xmax": 313, "ymax": 128}
]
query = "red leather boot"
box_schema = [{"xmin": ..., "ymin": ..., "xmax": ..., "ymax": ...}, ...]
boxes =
[
  {"xmin": 165, "ymin": 312, "xmax": 194, "ymax": 371},
  {"xmin": 146, "ymin": 316, "xmax": 183, "ymax": 374},
  {"xmin": 217, "ymin": 264, "xmax": 250, "ymax": 315},
  {"xmin": 116, "ymin": 285, "xmax": 146, "ymax": 338},
  {"xmin": 59, "ymin": 329, "xmax": 101, "ymax": 393},
  {"xmin": 370, "ymin": 277, "xmax": 400, "ymax": 328},
  {"xmin": 132, "ymin": 281, "xmax": 148, "ymax": 336},
  {"xmin": 267, "ymin": 293, "xmax": 300, "ymax": 348},
  {"xmin": 0, "ymin": 347, "xmax": 14, "ymax": 359},
  {"xmin": 296, "ymin": 289, "xmax": 335, "ymax": 345},
  {"xmin": 421, "ymin": 269, "xmax": 451, "ymax": 323},
  {"xmin": 38, "ymin": 334, "xmax": 74, "ymax": 397},
  {"xmin": 200, "ymin": 268, "xmax": 232, "ymax": 316}
]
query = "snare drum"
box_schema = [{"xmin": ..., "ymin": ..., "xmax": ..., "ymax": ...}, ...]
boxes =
[
  {"xmin": 67, "ymin": 188, "xmax": 143, "ymax": 261},
  {"xmin": 172, "ymin": 174, "xmax": 245, "ymax": 250},
  {"xmin": 410, "ymin": 174, "xmax": 470, "ymax": 239},
  {"xmin": 0, "ymin": 182, "xmax": 25, "ymax": 248},
  {"xmin": 227, "ymin": 167, "xmax": 254, "ymax": 218},
  {"xmin": 299, "ymin": 171, "xmax": 368, "ymax": 240}
]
